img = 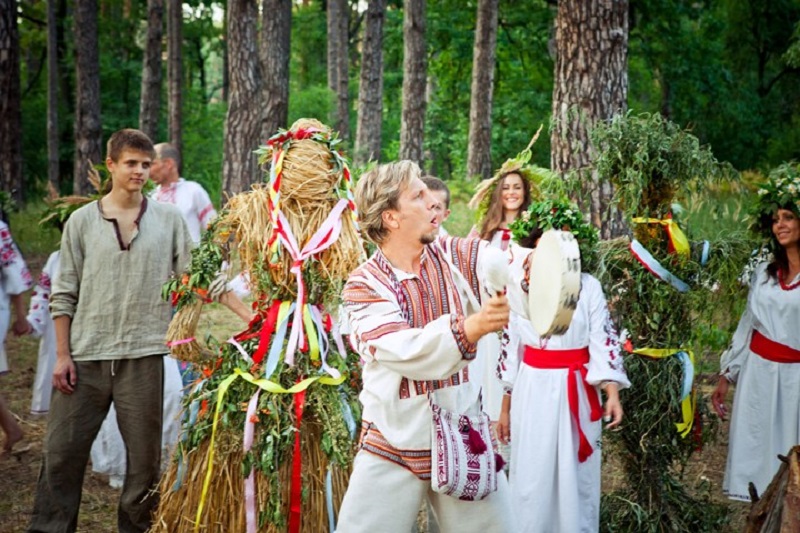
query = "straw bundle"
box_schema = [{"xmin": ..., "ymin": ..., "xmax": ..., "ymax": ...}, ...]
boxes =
[
  {"xmin": 152, "ymin": 421, "xmax": 351, "ymax": 532},
  {"xmin": 165, "ymin": 301, "xmax": 212, "ymax": 362},
  {"xmin": 219, "ymin": 119, "xmax": 364, "ymax": 303}
]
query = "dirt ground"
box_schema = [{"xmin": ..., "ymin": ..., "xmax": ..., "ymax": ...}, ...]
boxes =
[{"xmin": 1, "ymin": 256, "xmax": 750, "ymax": 532}]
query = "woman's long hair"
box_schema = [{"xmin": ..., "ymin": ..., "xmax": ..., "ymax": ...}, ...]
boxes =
[
  {"xmin": 766, "ymin": 205, "xmax": 799, "ymax": 283},
  {"xmin": 478, "ymin": 173, "xmax": 532, "ymax": 240}
]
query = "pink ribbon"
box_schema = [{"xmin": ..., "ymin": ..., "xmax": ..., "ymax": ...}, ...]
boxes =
[
  {"xmin": 275, "ymin": 199, "xmax": 349, "ymax": 366},
  {"xmin": 167, "ymin": 337, "xmax": 196, "ymax": 347},
  {"xmin": 244, "ymin": 390, "xmax": 261, "ymax": 533}
]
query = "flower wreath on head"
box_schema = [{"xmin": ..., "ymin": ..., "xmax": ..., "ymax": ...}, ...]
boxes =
[
  {"xmin": 750, "ymin": 162, "xmax": 800, "ymax": 241},
  {"xmin": 467, "ymin": 125, "xmax": 555, "ymax": 222},
  {"xmin": 509, "ymin": 198, "xmax": 599, "ymax": 271}
]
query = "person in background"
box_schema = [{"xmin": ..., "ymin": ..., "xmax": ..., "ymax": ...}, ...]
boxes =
[
  {"xmin": 28, "ymin": 129, "xmax": 193, "ymax": 533},
  {"xmin": 467, "ymin": 159, "xmax": 538, "ymax": 432},
  {"xmin": 149, "ymin": 142, "xmax": 216, "ymax": 244},
  {"xmin": 421, "ymin": 175, "xmax": 451, "ymax": 237},
  {"xmin": 0, "ymin": 211, "xmax": 33, "ymax": 453},
  {"xmin": 712, "ymin": 166, "xmax": 800, "ymax": 502}
]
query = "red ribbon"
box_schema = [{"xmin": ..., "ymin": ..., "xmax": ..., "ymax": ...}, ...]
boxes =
[
  {"xmin": 288, "ymin": 384, "xmax": 307, "ymax": 533},
  {"xmin": 523, "ymin": 345, "xmax": 602, "ymax": 462},
  {"xmin": 251, "ymin": 301, "xmax": 281, "ymax": 364}
]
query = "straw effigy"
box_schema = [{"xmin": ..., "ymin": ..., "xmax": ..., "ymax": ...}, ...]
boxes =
[{"xmin": 154, "ymin": 118, "xmax": 363, "ymax": 532}]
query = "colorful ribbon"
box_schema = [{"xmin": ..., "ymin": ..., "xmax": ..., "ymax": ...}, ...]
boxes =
[
  {"xmin": 275, "ymin": 198, "xmax": 349, "ymax": 366},
  {"xmin": 627, "ymin": 345, "xmax": 696, "ymax": 437},
  {"xmin": 631, "ymin": 215, "xmax": 690, "ymax": 257},
  {"xmin": 194, "ymin": 369, "xmax": 346, "ymax": 532},
  {"xmin": 630, "ymin": 239, "xmax": 690, "ymax": 293},
  {"xmin": 243, "ymin": 390, "xmax": 261, "ymax": 533}
]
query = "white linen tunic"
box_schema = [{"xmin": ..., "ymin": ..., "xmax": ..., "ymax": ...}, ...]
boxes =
[
  {"xmin": 28, "ymin": 251, "xmax": 60, "ymax": 414},
  {"xmin": 500, "ymin": 273, "xmax": 630, "ymax": 533},
  {"xmin": 0, "ymin": 221, "xmax": 32, "ymax": 375},
  {"xmin": 721, "ymin": 262, "xmax": 800, "ymax": 501}
]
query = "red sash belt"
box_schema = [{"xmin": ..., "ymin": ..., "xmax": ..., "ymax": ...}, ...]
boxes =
[
  {"xmin": 750, "ymin": 330, "xmax": 800, "ymax": 363},
  {"xmin": 523, "ymin": 345, "xmax": 602, "ymax": 463}
]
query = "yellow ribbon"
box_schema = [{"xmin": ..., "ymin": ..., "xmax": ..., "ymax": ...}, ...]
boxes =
[
  {"xmin": 631, "ymin": 217, "xmax": 690, "ymax": 257},
  {"xmin": 628, "ymin": 347, "xmax": 696, "ymax": 438},
  {"xmin": 302, "ymin": 304, "xmax": 320, "ymax": 361},
  {"xmin": 194, "ymin": 368, "xmax": 346, "ymax": 532}
]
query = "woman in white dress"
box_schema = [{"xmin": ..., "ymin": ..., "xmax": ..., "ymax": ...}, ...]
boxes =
[
  {"xmin": 468, "ymin": 162, "xmax": 536, "ymax": 423},
  {"xmin": 27, "ymin": 251, "xmax": 60, "ymax": 415},
  {"xmin": 0, "ymin": 219, "xmax": 33, "ymax": 453},
  {"xmin": 712, "ymin": 168, "xmax": 800, "ymax": 502},
  {"xmin": 496, "ymin": 205, "xmax": 629, "ymax": 533}
]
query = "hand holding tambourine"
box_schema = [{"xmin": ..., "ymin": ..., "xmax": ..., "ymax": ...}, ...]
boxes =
[{"xmin": 527, "ymin": 230, "xmax": 582, "ymax": 337}]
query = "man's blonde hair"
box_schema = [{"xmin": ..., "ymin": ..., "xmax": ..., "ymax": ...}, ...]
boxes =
[{"xmin": 355, "ymin": 160, "xmax": 421, "ymax": 245}]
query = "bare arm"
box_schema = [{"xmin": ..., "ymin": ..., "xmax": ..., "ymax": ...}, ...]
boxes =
[{"xmin": 218, "ymin": 291, "xmax": 254, "ymax": 323}]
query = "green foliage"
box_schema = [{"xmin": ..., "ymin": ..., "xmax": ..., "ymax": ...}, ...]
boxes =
[{"xmin": 591, "ymin": 112, "xmax": 729, "ymax": 222}]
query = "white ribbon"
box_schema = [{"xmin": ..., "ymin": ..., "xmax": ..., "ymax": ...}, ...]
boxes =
[{"xmin": 275, "ymin": 199, "xmax": 349, "ymax": 366}]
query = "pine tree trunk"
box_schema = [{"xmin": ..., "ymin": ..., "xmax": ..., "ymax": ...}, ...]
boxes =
[
  {"xmin": 0, "ymin": 0, "xmax": 23, "ymax": 202},
  {"xmin": 167, "ymin": 0, "xmax": 182, "ymax": 159},
  {"xmin": 223, "ymin": 0, "xmax": 262, "ymax": 194},
  {"xmin": 73, "ymin": 0, "xmax": 102, "ymax": 195},
  {"xmin": 260, "ymin": 0, "xmax": 291, "ymax": 140},
  {"xmin": 46, "ymin": 0, "xmax": 59, "ymax": 193},
  {"xmin": 139, "ymin": 0, "xmax": 164, "ymax": 141},
  {"xmin": 327, "ymin": 0, "xmax": 349, "ymax": 139},
  {"xmin": 354, "ymin": 0, "xmax": 385, "ymax": 166},
  {"xmin": 399, "ymin": 0, "xmax": 427, "ymax": 166},
  {"xmin": 466, "ymin": 0, "xmax": 498, "ymax": 181},
  {"xmin": 550, "ymin": 0, "xmax": 628, "ymax": 239}
]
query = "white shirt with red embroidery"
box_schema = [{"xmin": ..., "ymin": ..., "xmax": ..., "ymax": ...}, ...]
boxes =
[
  {"xmin": 28, "ymin": 251, "xmax": 60, "ymax": 413},
  {"xmin": 0, "ymin": 220, "xmax": 32, "ymax": 374},
  {"xmin": 343, "ymin": 236, "xmax": 519, "ymax": 452},
  {"xmin": 152, "ymin": 178, "xmax": 217, "ymax": 243}
]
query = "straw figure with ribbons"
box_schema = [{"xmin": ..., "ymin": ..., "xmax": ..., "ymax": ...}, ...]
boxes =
[
  {"xmin": 589, "ymin": 112, "xmax": 753, "ymax": 531},
  {"xmin": 151, "ymin": 119, "xmax": 365, "ymax": 533}
]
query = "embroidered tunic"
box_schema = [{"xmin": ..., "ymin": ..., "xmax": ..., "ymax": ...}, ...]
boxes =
[
  {"xmin": 28, "ymin": 251, "xmax": 60, "ymax": 414},
  {"xmin": 152, "ymin": 178, "xmax": 216, "ymax": 243},
  {"xmin": 0, "ymin": 220, "xmax": 33, "ymax": 375},
  {"xmin": 720, "ymin": 262, "xmax": 800, "ymax": 501},
  {"xmin": 499, "ymin": 271, "xmax": 629, "ymax": 533},
  {"xmin": 344, "ymin": 236, "xmax": 515, "ymax": 477}
]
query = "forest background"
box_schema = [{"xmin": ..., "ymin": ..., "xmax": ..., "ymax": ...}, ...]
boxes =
[{"xmin": 5, "ymin": 0, "xmax": 800, "ymax": 209}]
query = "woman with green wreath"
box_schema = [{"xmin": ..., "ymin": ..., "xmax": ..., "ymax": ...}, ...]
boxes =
[{"xmin": 712, "ymin": 164, "xmax": 800, "ymax": 501}]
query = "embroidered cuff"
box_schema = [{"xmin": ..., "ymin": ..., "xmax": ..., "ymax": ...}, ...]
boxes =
[{"xmin": 451, "ymin": 314, "xmax": 478, "ymax": 360}]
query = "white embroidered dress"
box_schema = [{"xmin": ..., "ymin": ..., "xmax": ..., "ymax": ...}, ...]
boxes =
[
  {"xmin": 499, "ymin": 272, "xmax": 630, "ymax": 533},
  {"xmin": 0, "ymin": 221, "xmax": 33, "ymax": 375},
  {"xmin": 28, "ymin": 251, "xmax": 60, "ymax": 414},
  {"xmin": 721, "ymin": 262, "xmax": 800, "ymax": 501}
]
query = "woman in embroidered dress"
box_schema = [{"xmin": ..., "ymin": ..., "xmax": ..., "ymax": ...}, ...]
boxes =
[
  {"xmin": 711, "ymin": 165, "xmax": 800, "ymax": 502},
  {"xmin": 468, "ymin": 160, "xmax": 540, "ymax": 426},
  {"xmin": 26, "ymin": 249, "xmax": 60, "ymax": 416},
  {"xmin": 496, "ymin": 203, "xmax": 629, "ymax": 533},
  {"xmin": 0, "ymin": 217, "xmax": 33, "ymax": 453}
]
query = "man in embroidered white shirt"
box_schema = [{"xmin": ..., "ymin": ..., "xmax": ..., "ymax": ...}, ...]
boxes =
[
  {"xmin": 150, "ymin": 143, "xmax": 217, "ymax": 243},
  {"xmin": 336, "ymin": 161, "xmax": 517, "ymax": 532}
]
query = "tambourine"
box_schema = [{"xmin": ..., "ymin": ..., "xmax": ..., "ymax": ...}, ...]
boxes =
[{"xmin": 527, "ymin": 229, "xmax": 582, "ymax": 337}]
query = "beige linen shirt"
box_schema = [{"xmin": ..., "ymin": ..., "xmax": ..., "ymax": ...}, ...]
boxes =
[{"xmin": 50, "ymin": 198, "xmax": 193, "ymax": 361}]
